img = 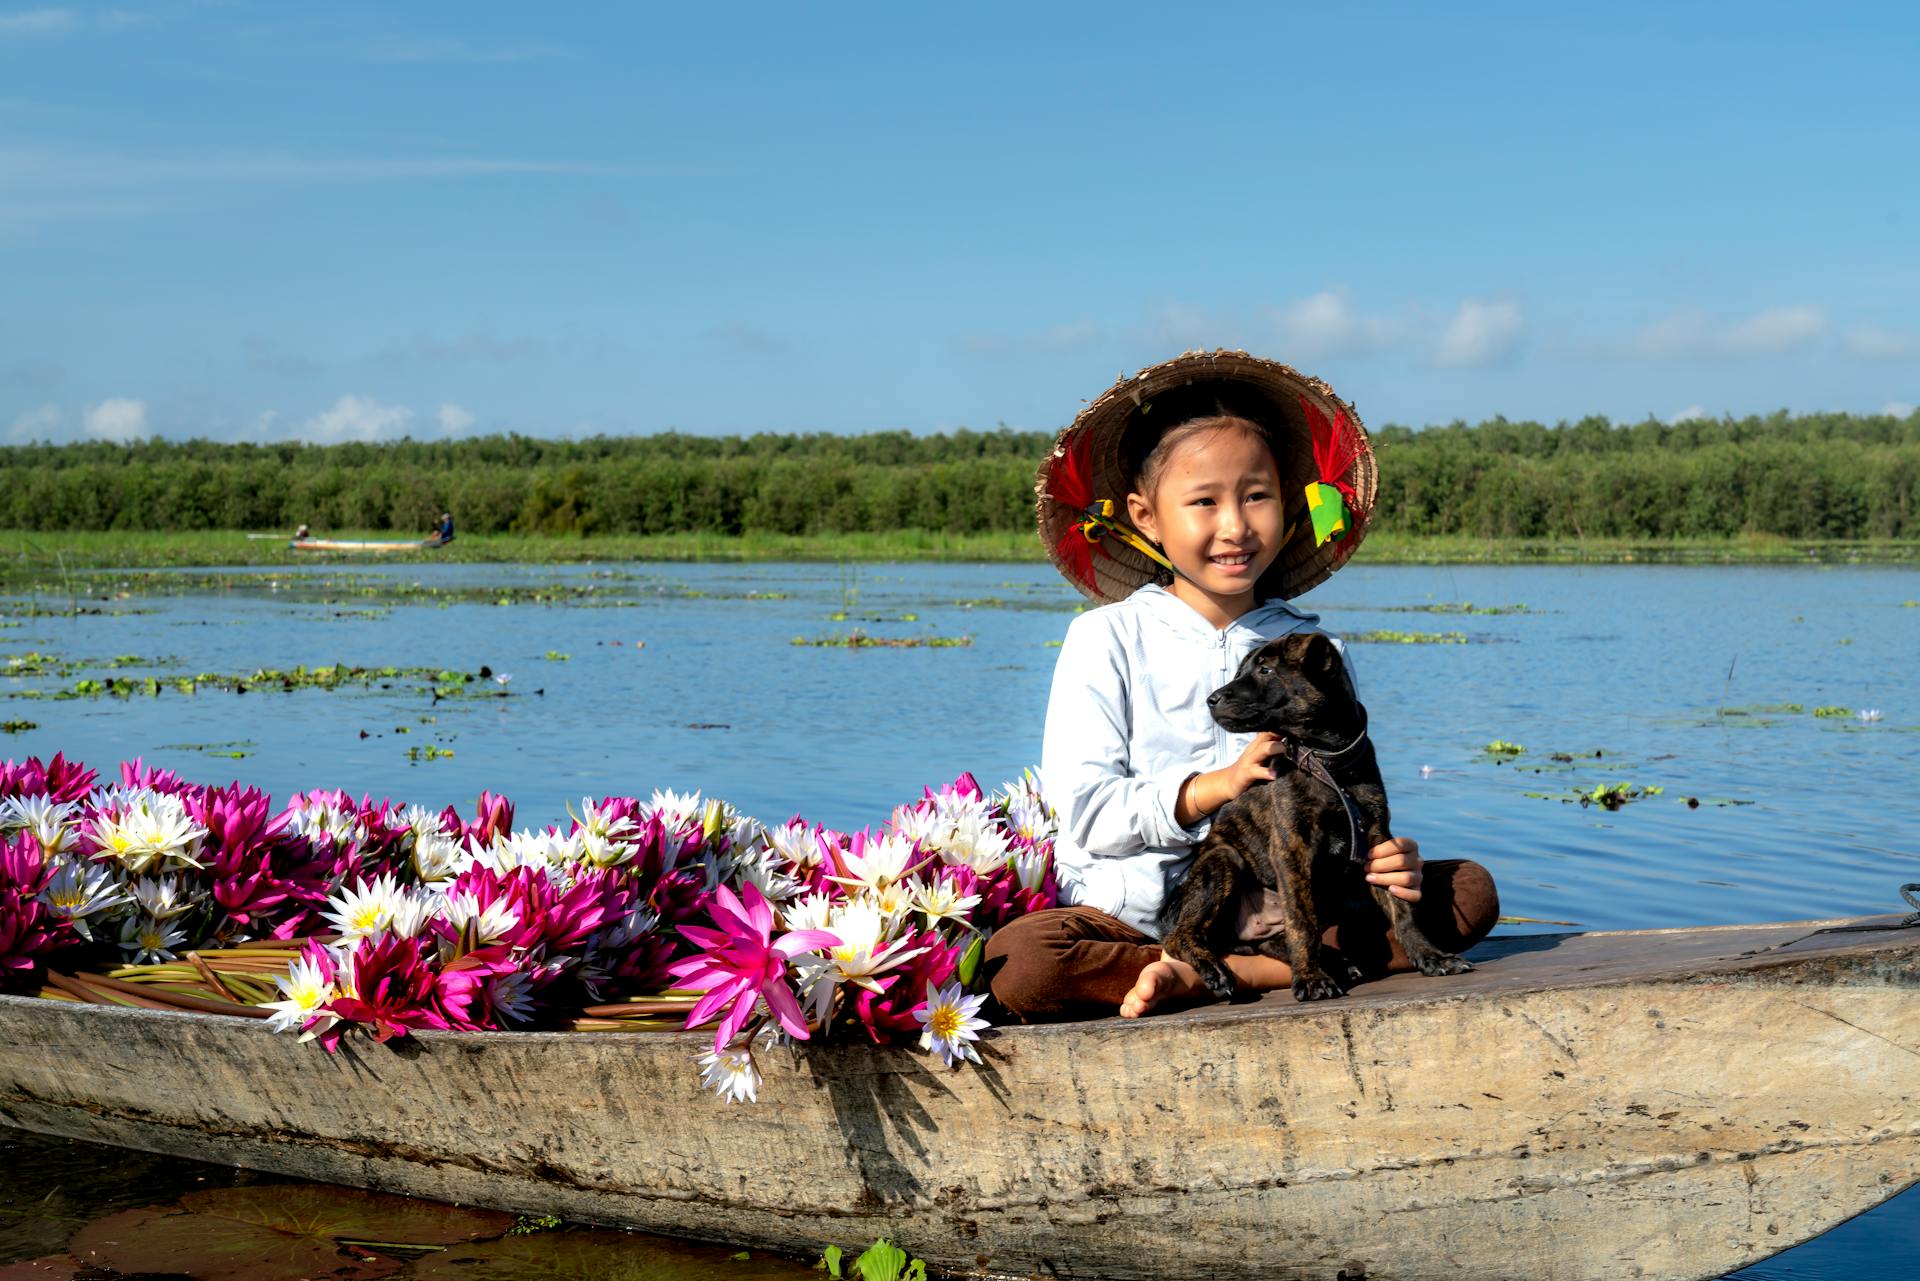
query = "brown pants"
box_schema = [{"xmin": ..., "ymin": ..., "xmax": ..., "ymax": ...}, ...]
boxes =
[{"xmin": 983, "ymin": 859, "xmax": 1500, "ymax": 1022}]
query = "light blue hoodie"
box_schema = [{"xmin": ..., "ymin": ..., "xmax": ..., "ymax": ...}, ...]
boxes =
[{"xmin": 1040, "ymin": 584, "xmax": 1352, "ymax": 936}]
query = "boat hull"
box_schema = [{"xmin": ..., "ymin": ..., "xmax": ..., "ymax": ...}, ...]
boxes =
[
  {"xmin": 289, "ymin": 539, "xmax": 431, "ymax": 552},
  {"xmin": 2, "ymin": 918, "xmax": 1915, "ymax": 1281}
]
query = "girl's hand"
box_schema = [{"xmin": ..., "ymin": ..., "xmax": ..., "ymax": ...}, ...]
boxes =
[
  {"xmin": 1364, "ymin": 836, "xmax": 1424, "ymax": 901},
  {"xmin": 1225, "ymin": 732, "xmax": 1285, "ymax": 799}
]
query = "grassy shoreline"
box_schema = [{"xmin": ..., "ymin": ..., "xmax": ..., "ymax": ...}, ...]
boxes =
[{"xmin": 2, "ymin": 529, "xmax": 1919, "ymax": 580}]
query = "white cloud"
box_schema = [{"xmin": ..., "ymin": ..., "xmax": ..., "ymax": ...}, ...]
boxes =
[
  {"xmin": 1433, "ymin": 298, "xmax": 1525, "ymax": 368},
  {"xmin": 1884, "ymin": 401, "xmax": 1916, "ymax": 419},
  {"xmin": 1627, "ymin": 305, "xmax": 1826, "ymax": 360},
  {"xmin": 1846, "ymin": 326, "xmax": 1920, "ymax": 361},
  {"xmin": 7, "ymin": 403, "xmax": 60, "ymax": 442},
  {"xmin": 436, "ymin": 403, "xmax": 475, "ymax": 434},
  {"xmin": 1668, "ymin": 405, "xmax": 1709, "ymax": 425},
  {"xmin": 1266, "ymin": 287, "xmax": 1401, "ymax": 360},
  {"xmin": 83, "ymin": 397, "xmax": 145, "ymax": 441},
  {"xmin": 1722, "ymin": 306, "xmax": 1825, "ymax": 355},
  {"xmin": 0, "ymin": 9, "xmax": 74, "ymax": 36},
  {"xmin": 299, "ymin": 394, "xmax": 415, "ymax": 443}
]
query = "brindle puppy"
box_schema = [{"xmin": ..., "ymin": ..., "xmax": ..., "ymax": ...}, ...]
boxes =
[{"xmin": 1160, "ymin": 633, "xmax": 1473, "ymax": 1002}]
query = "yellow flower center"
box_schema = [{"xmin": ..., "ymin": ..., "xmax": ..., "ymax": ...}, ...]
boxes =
[{"xmin": 927, "ymin": 1005, "xmax": 963, "ymax": 1041}]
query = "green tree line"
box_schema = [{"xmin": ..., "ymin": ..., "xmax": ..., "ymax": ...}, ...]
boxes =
[{"xmin": 2, "ymin": 411, "xmax": 1916, "ymax": 540}]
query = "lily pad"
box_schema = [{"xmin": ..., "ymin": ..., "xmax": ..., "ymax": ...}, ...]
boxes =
[{"xmin": 68, "ymin": 1185, "xmax": 513, "ymax": 1281}]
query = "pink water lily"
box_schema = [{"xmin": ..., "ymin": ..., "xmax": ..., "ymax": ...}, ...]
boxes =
[{"xmin": 668, "ymin": 882, "xmax": 839, "ymax": 1053}]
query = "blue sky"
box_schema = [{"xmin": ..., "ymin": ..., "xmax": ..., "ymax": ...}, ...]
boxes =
[{"xmin": 3, "ymin": 1, "xmax": 1917, "ymax": 444}]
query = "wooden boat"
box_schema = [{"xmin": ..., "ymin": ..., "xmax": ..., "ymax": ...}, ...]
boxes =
[
  {"xmin": 1, "ymin": 916, "xmax": 1914, "ymax": 1281},
  {"xmin": 289, "ymin": 537, "xmax": 437, "ymax": 553}
]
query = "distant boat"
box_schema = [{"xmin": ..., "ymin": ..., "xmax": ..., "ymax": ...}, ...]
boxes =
[
  {"xmin": 289, "ymin": 538, "xmax": 441, "ymax": 553},
  {"xmin": 1, "ymin": 915, "xmax": 1914, "ymax": 1281}
]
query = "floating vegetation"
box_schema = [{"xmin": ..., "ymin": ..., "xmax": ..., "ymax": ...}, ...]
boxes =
[
  {"xmin": 1363, "ymin": 602, "xmax": 1535, "ymax": 615},
  {"xmin": 1526, "ymin": 781, "xmax": 1665, "ymax": 810},
  {"xmin": 1341, "ymin": 630, "xmax": 1470, "ymax": 644},
  {"xmin": 821, "ymin": 1238, "xmax": 930, "ymax": 1281},
  {"xmin": 1497, "ymin": 914, "xmax": 1580, "ymax": 926},
  {"xmin": 543, "ymin": 650, "xmax": 571, "ymax": 661},
  {"xmin": 949, "ymin": 596, "xmax": 1082, "ymax": 612},
  {"xmin": 1718, "ymin": 703, "xmax": 1804, "ymax": 715},
  {"xmin": 793, "ymin": 632, "xmax": 973, "ymax": 649},
  {"xmin": 4, "ymin": 661, "xmax": 514, "ymax": 703},
  {"xmin": 1812, "ymin": 705, "xmax": 1852, "ymax": 718},
  {"xmin": 1902, "ymin": 600, "xmax": 1918, "ymax": 608},
  {"xmin": 158, "ymin": 740, "xmax": 256, "ymax": 759},
  {"xmin": 1682, "ymin": 796, "xmax": 1757, "ymax": 808},
  {"xmin": 1, "ymin": 718, "xmax": 35, "ymax": 733},
  {"xmin": 407, "ymin": 744, "xmax": 457, "ymax": 762},
  {"xmin": 1483, "ymin": 740, "xmax": 1526, "ymax": 757}
]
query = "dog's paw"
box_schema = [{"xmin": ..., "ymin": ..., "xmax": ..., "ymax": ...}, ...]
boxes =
[
  {"xmin": 1291, "ymin": 971, "xmax": 1346, "ymax": 1002},
  {"xmin": 1414, "ymin": 950, "xmax": 1474, "ymax": 977},
  {"xmin": 1198, "ymin": 960, "xmax": 1238, "ymax": 1003}
]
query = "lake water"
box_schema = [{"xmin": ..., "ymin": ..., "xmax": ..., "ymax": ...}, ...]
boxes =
[{"xmin": 2, "ymin": 559, "xmax": 1917, "ymax": 1278}]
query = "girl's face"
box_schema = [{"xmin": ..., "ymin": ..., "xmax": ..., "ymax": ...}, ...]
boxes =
[{"xmin": 1125, "ymin": 426, "xmax": 1290, "ymax": 627}]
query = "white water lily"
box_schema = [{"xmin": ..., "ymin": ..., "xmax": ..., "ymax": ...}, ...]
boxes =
[
  {"xmin": 439, "ymin": 889, "xmax": 521, "ymax": 947},
  {"xmin": 89, "ymin": 794, "xmax": 207, "ymax": 874},
  {"xmin": 1859, "ymin": 708, "xmax": 1884, "ymax": 723},
  {"xmin": 947, "ymin": 811, "xmax": 1015, "ymax": 874},
  {"xmin": 262, "ymin": 952, "xmax": 338, "ymax": 1038},
  {"xmin": 411, "ymin": 831, "xmax": 462, "ymax": 882},
  {"xmin": 0, "ymin": 795, "xmax": 80, "ymax": 856},
  {"xmin": 830, "ymin": 831, "xmax": 920, "ymax": 894},
  {"xmin": 118, "ymin": 913, "xmax": 188, "ymax": 965},
  {"xmin": 487, "ymin": 970, "xmax": 538, "ymax": 1025},
  {"xmin": 649, "ymin": 788, "xmax": 704, "ymax": 829},
  {"xmin": 284, "ymin": 800, "xmax": 364, "ymax": 850},
  {"xmin": 862, "ymin": 879, "xmax": 917, "ymax": 924},
  {"xmin": 763, "ymin": 818, "xmax": 826, "ymax": 873},
  {"xmin": 915, "ymin": 978, "xmax": 991, "ymax": 1068},
  {"xmin": 887, "ymin": 804, "xmax": 942, "ymax": 849},
  {"xmin": 321, "ymin": 873, "xmax": 407, "ymax": 941},
  {"xmin": 1001, "ymin": 776, "xmax": 1055, "ymax": 843},
  {"xmin": 39, "ymin": 858, "xmax": 132, "ymax": 941},
  {"xmin": 781, "ymin": 891, "xmax": 835, "ymax": 934},
  {"xmin": 129, "ymin": 874, "xmax": 201, "ymax": 922},
  {"xmin": 574, "ymin": 829, "xmax": 636, "ymax": 871},
  {"xmin": 1011, "ymin": 846, "xmax": 1052, "ymax": 895},
  {"xmin": 696, "ymin": 1047, "xmax": 761, "ymax": 1104},
  {"xmin": 465, "ymin": 829, "xmax": 578, "ymax": 878},
  {"xmin": 800, "ymin": 899, "xmax": 930, "ymax": 1022},
  {"xmin": 911, "ymin": 877, "xmax": 983, "ymax": 928},
  {"xmin": 733, "ymin": 844, "xmax": 801, "ymax": 905}
]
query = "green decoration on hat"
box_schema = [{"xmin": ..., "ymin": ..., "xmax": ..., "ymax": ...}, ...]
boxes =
[{"xmin": 1304, "ymin": 481, "xmax": 1350, "ymax": 546}]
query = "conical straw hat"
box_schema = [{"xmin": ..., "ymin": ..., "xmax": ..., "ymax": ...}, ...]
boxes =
[{"xmin": 1034, "ymin": 349, "xmax": 1377, "ymax": 604}]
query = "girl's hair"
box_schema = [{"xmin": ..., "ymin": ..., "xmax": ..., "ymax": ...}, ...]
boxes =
[{"xmin": 1125, "ymin": 414, "xmax": 1276, "ymax": 500}]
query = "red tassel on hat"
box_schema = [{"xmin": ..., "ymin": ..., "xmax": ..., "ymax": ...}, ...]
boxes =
[
  {"xmin": 1043, "ymin": 430, "xmax": 1104, "ymax": 592},
  {"xmin": 1300, "ymin": 395, "xmax": 1365, "ymax": 542}
]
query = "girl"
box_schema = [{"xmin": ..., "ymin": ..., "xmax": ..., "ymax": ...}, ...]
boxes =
[{"xmin": 986, "ymin": 351, "xmax": 1499, "ymax": 1021}]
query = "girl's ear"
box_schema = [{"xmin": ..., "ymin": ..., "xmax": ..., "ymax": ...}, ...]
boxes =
[{"xmin": 1125, "ymin": 491, "xmax": 1159, "ymax": 544}]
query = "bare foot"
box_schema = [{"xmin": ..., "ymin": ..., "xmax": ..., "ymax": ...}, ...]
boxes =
[{"xmin": 1119, "ymin": 954, "xmax": 1210, "ymax": 1018}]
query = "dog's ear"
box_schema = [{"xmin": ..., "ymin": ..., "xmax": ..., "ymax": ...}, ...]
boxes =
[{"xmin": 1280, "ymin": 632, "xmax": 1343, "ymax": 684}]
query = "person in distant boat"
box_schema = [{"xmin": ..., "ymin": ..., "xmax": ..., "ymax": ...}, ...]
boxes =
[
  {"xmin": 984, "ymin": 352, "xmax": 1499, "ymax": 1023},
  {"xmin": 295, "ymin": 523, "xmax": 311, "ymax": 540},
  {"xmin": 426, "ymin": 512, "xmax": 454, "ymax": 546}
]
